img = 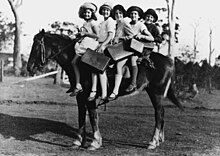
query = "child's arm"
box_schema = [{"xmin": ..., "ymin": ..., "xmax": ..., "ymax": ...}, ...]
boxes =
[
  {"xmin": 135, "ymin": 23, "xmax": 154, "ymax": 42},
  {"xmin": 153, "ymin": 26, "xmax": 162, "ymax": 44},
  {"xmin": 97, "ymin": 32, "xmax": 114, "ymax": 53},
  {"xmin": 142, "ymin": 28, "xmax": 154, "ymax": 41},
  {"xmin": 82, "ymin": 24, "xmax": 99, "ymax": 40},
  {"xmin": 119, "ymin": 22, "xmax": 134, "ymax": 41}
]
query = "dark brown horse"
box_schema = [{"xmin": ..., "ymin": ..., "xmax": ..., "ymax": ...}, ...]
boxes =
[{"xmin": 27, "ymin": 29, "xmax": 183, "ymax": 150}]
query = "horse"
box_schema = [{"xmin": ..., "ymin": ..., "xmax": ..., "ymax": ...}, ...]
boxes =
[{"xmin": 27, "ymin": 29, "xmax": 184, "ymax": 150}]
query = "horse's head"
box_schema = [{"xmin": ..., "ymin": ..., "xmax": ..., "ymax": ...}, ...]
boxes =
[{"xmin": 27, "ymin": 29, "xmax": 47, "ymax": 75}]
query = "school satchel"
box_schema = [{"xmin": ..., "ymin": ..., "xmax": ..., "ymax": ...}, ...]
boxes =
[
  {"xmin": 81, "ymin": 48, "xmax": 111, "ymax": 72},
  {"xmin": 130, "ymin": 38, "xmax": 154, "ymax": 53},
  {"xmin": 106, "ymin": 42, "xmax": 134, "ymax": 61}
]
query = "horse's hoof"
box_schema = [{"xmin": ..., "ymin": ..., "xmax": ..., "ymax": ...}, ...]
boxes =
[
  {"xmin": 87, "ymin": 145, "xmax": 98, "ymax": 151},
  {"xmin": 71, "ymin": 144, "xmax": 81, "ymax": 149},
  {"xmin": 88, "ymin": 137, "xmax": 102, "ymax": 150},
  {"xmin": 72, "ymin": 140, "xmax": 82, "ymax": 147},
  {"xmin": 147, "ymin": 144, "xmax": 157, "ymax": 150},
  {"xmin": 147, "ymin": 140, "xmax": 159, "ymax": 150}
]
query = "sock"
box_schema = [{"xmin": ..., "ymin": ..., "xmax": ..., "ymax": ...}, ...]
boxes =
[
  {"xmin": 112, "ymin": 74, "xmax": 123, "ymax": 95},
  {"xmin": 99, "ymin": 72, "xmax": 107, "ymax": 98},
  {"xmin": 130, "ymin": 66, "xmax": 138, "ymax": 86}
]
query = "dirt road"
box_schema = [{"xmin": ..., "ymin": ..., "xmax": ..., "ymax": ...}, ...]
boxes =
[{"xmin": 0, "ymin": 77, "xmax": 219, "ymax": 156}]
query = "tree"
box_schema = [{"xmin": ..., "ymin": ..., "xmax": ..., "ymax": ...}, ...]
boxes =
[
  {"xmin": 7, "ymin": 0, "xmax": 22, "ymax": 76},
  {"xmin": 156, "ymin": 0, "xmax": 178, "ymax": 60},
  {"xmin": 165, "ymin": 0, "xmax": 176, "ymax": 60},
  {"xmin": 207, "ymin": 25, "xmax": 216, "ymax": 93},
  {"xmin": 0, "ymin": 11, "xmax": 14, "ymax": 51},
  {"xmin": 178, "ymin": 44, "xmax": 194, "ymax": 63},
  {"xmin": 49, "ymin": 21, "xmax": 79, "ymax": 39},
  {"xmin": 191, "ymin": 19, "xmax": 200, "ymax": 61}
]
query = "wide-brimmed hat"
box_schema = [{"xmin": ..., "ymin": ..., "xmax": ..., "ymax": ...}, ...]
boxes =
[
  {"xmin": 79, "ymin": 2, "xmax": 97, "ymax": 19},
  {"xmin": 99, "ymin": 2, "xmax": 113, "ymax": 15},
  {"xmin": 127, "ymin": 6, "xmax": 144, "ymax": 19},
  {"xmin": 144, "ymin": 8, "xmax": 158, "ymax": 22},
  {"xmin": 112, "ymin": 4, "xmax": 127, "ymax": 20}
]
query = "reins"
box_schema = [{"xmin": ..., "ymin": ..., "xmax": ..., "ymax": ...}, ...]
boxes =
[
  {"xmin": 36, "ymin": 37, "xmax": 46, "ymax": 65},
  {"xmin": 36, "ymin": 34, "xmax": 76, "ymax": 64},
  {"xmin": 36, "ymin": 27, "xmax": 88, "ymax": 63}
]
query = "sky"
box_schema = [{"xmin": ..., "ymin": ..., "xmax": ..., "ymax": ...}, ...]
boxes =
[{"xmin": 1, "ymin": 0, "xmax": 220, "ymax": 63}]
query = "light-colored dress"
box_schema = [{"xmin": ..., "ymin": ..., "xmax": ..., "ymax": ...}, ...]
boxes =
[
  {"xmin": 130, "ymin": 21, "xmax": 148, "ymax": 35},
  {"xmin": 98, "ymin": 17, "xmax": 116, "ymax": 43},
  {"xmin": 75, "ymin": 20, "xmax": 99, "ymax": 56},
  {"xmin": 113, "ymin": 19, "xmax": 134, "ymax": 43}
]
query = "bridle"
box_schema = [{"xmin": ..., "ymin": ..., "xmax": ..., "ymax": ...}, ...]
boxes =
[
  {"xmin": 34, "ymin": 34, "xmax": 74, "ymax": 66},
  {"xmin": 35, "ymin": 36, "xmax": 46, "ymax": 65},
  {"xmin": 34, "ymin": 27, "xmax": 87, "ymax": 66}
]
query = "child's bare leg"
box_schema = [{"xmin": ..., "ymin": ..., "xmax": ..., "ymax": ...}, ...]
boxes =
[
  {"xmin": 108, "ymin": 59, "xmax": 127, "ymax": 101},
  {"xmin": 70, "ymin": 55, "xmax": 82, "ymax": 96},
  {"xmin": 99, "ymin": 71, "xmax": 107, "ymax": 99},
  {"xmin": 126, "ymin": 56, "xmax": 138, "ymax": 92},
  {"xmin": 88, "ymin": 73, "xmax": 97, "ymax": 101}
]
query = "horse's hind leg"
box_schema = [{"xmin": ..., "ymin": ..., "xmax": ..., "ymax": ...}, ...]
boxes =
[
  {"xmin": 146, "ymin": 87, "xmax": 165, "ymax": 149},
  {"xmin": 87, "ymin": 103, "xmax": 102, "ymax": 150}
]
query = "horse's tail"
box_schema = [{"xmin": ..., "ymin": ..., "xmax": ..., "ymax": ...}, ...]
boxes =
[{"xmin": 167, "ymin": 81, "xmax": 184, "ymax": 111}]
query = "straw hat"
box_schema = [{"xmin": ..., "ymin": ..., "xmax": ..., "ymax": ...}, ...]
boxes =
[
  {"xmin": 79, "ymin": 2, "xmax": 97, "ymax": 19},
  {"xmin": 144, "ymin": 8, "xmax": 158, "ymax": 22},
  {"xmin": 99, "ymin": 2, "xmax": 113, "ymax": 15},
  {"xmin": 127, "ymin": 6, "xmax": 144, "ymax": 19}
]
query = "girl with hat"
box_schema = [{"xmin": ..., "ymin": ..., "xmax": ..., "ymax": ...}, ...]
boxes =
[
  {"xmin": 70, "ymin": 2, "xmax": 99, "ymax": 96},
  {"xmin": 87, "ymin": 2, "xmax": 116, "ymax": 104},
  {"xmin": 144, "ymin": 8, "xmax": 162, "ymax": 52},
  {"xmin": 125, "ymin": 6, "xmax": 154, "ymax": 92},
  {"xmin": 107, "ymin": 4, "xmax": 134, "ymax": 101}
]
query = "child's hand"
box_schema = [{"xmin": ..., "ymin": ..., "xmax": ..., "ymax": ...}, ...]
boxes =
[
  {"xmin": 113, "ymin": 39, "xmax": 119, "ymax": 44},
  {"xmin": 96, "ymin": 44, "xmax": 105, "ymax": 53},
  {"xmin": 80, "ymin": 31, "xmax": 87, "ymax": 37},
  {"xmin": 135, "ymin": 34, "xmax": 144, "ymax": 40}
]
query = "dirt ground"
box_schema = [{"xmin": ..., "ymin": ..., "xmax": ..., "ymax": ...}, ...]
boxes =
[{"xmin": 0, "ymin": 76, "xmax": 219, "ymax": 156}]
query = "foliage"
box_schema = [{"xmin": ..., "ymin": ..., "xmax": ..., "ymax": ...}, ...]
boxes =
[
  {"xmin": 0, "ymin": 11, "xmax": 15, "ymax": 51},
  {"xmin": 174, "ymin": 58, "xmax": 220, "ymax": 93},
  {"xmin": 177, "ymin": 45, "xmax": 195, "ymax": 63},
  {"xmin": 49, "ymin": 21, "xmax": 79, "ymax": 39}
]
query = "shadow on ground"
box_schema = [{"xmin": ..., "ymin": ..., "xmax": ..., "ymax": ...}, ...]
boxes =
[{"xmin": 0, "ymin": 113, "xmax": 80, "ymax": 147}]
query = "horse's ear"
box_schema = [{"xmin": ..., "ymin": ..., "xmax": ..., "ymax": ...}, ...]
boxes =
[{"xmin": 39, "ymin": 29, "xmax": 45, "ymax": 34}]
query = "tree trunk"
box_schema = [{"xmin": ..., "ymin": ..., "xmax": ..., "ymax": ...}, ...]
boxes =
[
  {"xmin": 166, "ymin": 0, "xmax": 176, "ymax": 61},
  {"xmin": 8, "ymin": 0, "xmax": 22, "ymax": 76},
  {"xmin": 13, "ymin": 18, "xmax": 21, "ymax": 76},
  {"xmin": 208, "ymin": 28, "xmax": 214, "ymax": 94}
]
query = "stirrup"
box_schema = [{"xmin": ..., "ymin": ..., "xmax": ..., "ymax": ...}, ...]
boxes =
[{"xmin": 97, "ymin": 97, "xmax": 108, "ymax": 106}]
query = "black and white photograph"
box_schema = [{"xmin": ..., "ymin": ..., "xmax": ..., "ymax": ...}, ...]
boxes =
[{"xmin": 0, "ymin": 0, "xmax": 219, "ymax": 155}]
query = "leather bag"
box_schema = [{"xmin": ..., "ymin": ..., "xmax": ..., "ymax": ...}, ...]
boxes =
[
  {"xmin": 81, "ymin": 48, "xmax": 111, "ymax": 72},
  {"xmin": 130, "ymin": 38, "xmax": 154, "ymax": 53},
  {"xmin": 106, "ymin": 42, "xmax": 133, "ymax": 61}
]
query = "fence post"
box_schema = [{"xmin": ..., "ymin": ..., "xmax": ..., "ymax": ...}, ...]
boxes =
[
  {"xmin": 0, "ymin": 60, "xmax": 4, "ymax": 82},
  {"xmin": 54, "ymin": 65, "xmax": 62, "ymax": 84}
]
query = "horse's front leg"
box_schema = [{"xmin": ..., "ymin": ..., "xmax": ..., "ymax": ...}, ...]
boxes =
[
  {"xmin": 146, "ymin": 88, "xmax": 165, "ymax": 149},
  {"xmin": 87, "ymin": 102, "xmax": 102, "ymax": 150},
  {"xmin": 73, "ymin": 93, "xmax": 88, "ymax": 147}
]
